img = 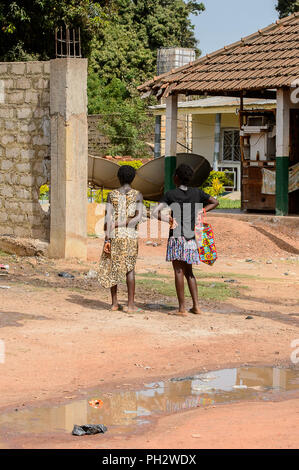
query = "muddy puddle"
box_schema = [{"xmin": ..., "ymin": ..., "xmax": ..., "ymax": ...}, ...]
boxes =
[{"xmin": 0, "ymin": 367, "xmax": 298, "ymax": 437}]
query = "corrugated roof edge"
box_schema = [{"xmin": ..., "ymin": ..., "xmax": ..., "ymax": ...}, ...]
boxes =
[{"xmin": 149, "ymin": 97, "xmax": 277, "ymax": 110}]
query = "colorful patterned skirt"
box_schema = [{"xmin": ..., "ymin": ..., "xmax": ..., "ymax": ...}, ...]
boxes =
[{"xmin": 166, "ymin": 236, "xmax": 200, "ymax": 265}]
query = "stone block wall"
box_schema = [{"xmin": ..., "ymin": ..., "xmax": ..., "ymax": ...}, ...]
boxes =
[
  {"xmin": 0, "ymin": 61, "xmax": 50, "ymax": 240},
  {"xmin": 88, "ymin": 114, "xmax": 110, "ymax": 156},
  {"xmin": 88, "ymin": 113, "xmax": 155, "ymax": 157}
]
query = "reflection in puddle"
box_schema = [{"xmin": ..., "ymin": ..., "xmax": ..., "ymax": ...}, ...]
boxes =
[{"xmin": 0, "ymin": 367, "xmax": 298, "ymax": 436}]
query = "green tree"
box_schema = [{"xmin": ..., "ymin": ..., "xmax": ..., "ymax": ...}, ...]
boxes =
[
  {"xmin": 88, "ymin": 73, "xmax": 154, "ymax": 157},
  {"xmin": 276, "ymin": 0, "xmax": 299, "ymax": 18},
  {"xmin": 87, "ymin": 1, "xmax": 205, "ymax": 158},
  {"xmin": 89, "ymin": 17, "xmax": 154, "ymax": 86},
  {"xmin": 0, "ymin": 1, "xmax": 205, "ymax": 66},
  {"xmin": 0, "ymin": 1, "xmax": 205, "ymax": 158},
  {"xmin": 89, "ymin": 0, "xmax": 205, "ymax": 85},
  {"xmin": 0, "ymin": 0, "xmax": 106, "ymax": 61}
]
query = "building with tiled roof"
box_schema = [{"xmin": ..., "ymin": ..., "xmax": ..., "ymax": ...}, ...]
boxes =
[
  {"xmin": 139, "ymin": 13, "xmax": 299, "ymax": 215},
  {"xmin": 139, "ymin": 13, "xmax": 299, "ymax": 98},
  {"xmin": 150, "ymin": 97, "xmax": 277, "ymax": 193}
]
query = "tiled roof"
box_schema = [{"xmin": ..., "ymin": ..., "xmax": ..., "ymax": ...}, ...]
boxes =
[{"xmin": 138, "ymin": 13, "xmax": 299, "ymax": 97}]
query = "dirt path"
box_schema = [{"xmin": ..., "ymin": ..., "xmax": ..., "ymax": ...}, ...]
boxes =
[{"xmin": 0, "ymin": 217, "xmax": 298, "ymax": 449}]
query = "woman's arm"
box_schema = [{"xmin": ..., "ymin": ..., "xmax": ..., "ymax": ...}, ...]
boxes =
[
  {"xmin": 152, "ymin": 202, "xmax": 177, "ymax": 228},
  {"xmin": 204, "ymin": 196, "xmax": 219, "ymax": 213},
  {"xmin": 127, "ymin": 192, "xmax": 144, "ymax": 229},
  {"xmin": 103, "ymin": 193, "xmax": 113, "ymax": 253}
]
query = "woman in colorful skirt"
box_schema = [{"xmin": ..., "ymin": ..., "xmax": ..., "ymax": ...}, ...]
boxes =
[
  {"xmin": 153, "ymin": 164, "xmax": 219, "ymax": 316},
  {"xmin": 99, "ymin": 165, "xmax": 143, "ymax": 313}
]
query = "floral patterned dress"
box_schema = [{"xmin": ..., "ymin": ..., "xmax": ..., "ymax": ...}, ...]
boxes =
[{"xmin": 99, "ymin": 188, "xmax": 139, "ymax": 289}]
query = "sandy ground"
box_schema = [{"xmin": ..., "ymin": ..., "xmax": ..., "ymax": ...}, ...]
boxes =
[{"xmin": 0, "ymin": 216, "xmax": 298, "ymax": 449}]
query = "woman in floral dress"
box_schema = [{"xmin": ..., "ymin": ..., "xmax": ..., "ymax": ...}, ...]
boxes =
[{"xmin": 99, "ymin": 165, "xmax": 143, "ymax": 313}]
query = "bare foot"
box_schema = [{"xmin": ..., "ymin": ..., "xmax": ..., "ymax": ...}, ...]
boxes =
[
  {"xmin": 124, "ymin": 305, "xmax": 142, "ymax": 313},
  {"xmin": 189, "ymin": 307, "xmax": 201, "ymax": 315},
  {"xmin": 168, "ymin": 311, "xmax": 188, "ymax": 317},
  {"xmin": 111, "ymin": 304, "xmax": 122, "ymax": 311}
]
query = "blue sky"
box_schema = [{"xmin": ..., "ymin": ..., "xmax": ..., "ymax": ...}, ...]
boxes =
[{"xmin": 191, "ymin": 0, "xmax": 279, "ymax": 56}]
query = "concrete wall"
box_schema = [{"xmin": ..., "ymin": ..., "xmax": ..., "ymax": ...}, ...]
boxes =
[
  {"xmin": 88, "ymin": 113, "xmax": 155, "ymax": 157},
  {"xmin": 192, "ymin": 114, "xmax": 215, "ymax": 162},
  {"xmin": 0, "ymin": 61, "xmax": 50, "ymax": 239}
]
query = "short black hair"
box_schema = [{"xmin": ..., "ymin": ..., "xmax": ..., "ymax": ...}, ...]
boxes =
[
  {"xmin": 174, "ymin": 164, "xmax": 194, "ymax": 185},
  {"xmin": 117, "ymin": 165, "xmax": 136, "ymax": 185}
]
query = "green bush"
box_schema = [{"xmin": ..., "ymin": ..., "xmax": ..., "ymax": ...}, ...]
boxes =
[
  {"xmin": 200, "ymin": 171, "xmax": 234, "ymax": 189},
  {"xmin": 200, "ymin": 171, "xmax": 234, "ymax": 198},
  {"xmin": 94, "ymin": 188, "xmax": 110, "ymax": 203},
  {"xmin": 118, "ymin": 160, "xmax": 144, "ymax": 170},
  {"xmin": 39, "ymin": 184, "xmax": 49, "ymax": 200},
  {"xmin": 88, "ymin": 74, "xmax": 154, "ymax": 158}
]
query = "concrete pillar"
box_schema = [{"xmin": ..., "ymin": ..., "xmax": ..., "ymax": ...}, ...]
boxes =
[
  {"xmin": 276, "ymin": 88, "xmax": 290, "ymax": 216},
  {"xmin": 165, "ymin": 94, "xmax": 178, "ymax": 192},
  {"xmin": 165, "ymin": 94, "xmax": 178, "ymax": 157},
  {"xmin": 49, "ymin": 58, "xmax": 88, "ymax": 259},
  {"xmin": 213, "ymin": 113, "xmax": 221, "ymax": 171}
]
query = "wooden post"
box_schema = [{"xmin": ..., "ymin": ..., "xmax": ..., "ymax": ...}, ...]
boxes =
[
  {"xmin": 276, "ymin": 88, "xmax": 290, "ymax": 216},
  {"xmin": 164, "ymin": 94, "xmax": 178, "ymax": 192},
  {"xmin": 239, "ymin": 93, "xmax": 245, "ymax": 210},
  {"xmin": 239, "ymin": 94, "xmax": 245, "ymax": 162}
]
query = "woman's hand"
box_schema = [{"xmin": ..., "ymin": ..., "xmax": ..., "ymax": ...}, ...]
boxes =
[
  {"xmin": 169, "ymin": 217, "xmax": 178, "ymax": 230},
  {"xmin": 104, "ymin": 241, "xmax": 111, "ymax": 254},
  {"xmin": 197, "ymin": 209, "xmax": 204, "ymax": 223}
]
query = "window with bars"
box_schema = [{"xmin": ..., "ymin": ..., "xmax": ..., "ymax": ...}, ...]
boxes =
[{"xmin": 222, "ymin": 129, "xmax": 241, "ymax": 161}]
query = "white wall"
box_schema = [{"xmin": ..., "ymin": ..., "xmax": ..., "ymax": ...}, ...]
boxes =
[
  {"xmin": 192, "ymin": 113, "xmax": 239, "ymax": 163},
  {"xmin": 192, "ymin": 114, "xmax": 215, "ymax": 163}
]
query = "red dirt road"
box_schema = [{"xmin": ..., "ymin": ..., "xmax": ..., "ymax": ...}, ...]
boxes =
[{"xmin": 0, "ymin": 216, "xmax": 298, "ymax": 449}]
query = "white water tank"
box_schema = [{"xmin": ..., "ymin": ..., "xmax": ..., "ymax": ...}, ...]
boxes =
[{"xmin": 157, "ymin": 47, "xmax": 196, "ymax": 75}]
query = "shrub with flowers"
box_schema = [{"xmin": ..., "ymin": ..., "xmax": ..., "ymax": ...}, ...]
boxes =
[
  {"xmin": 200, "ymin": 171, "xmax": 233, "ymax": 198},
  {"xmin": 39, "ymin": 184, "xmax": 49, "ymax": 200}
]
